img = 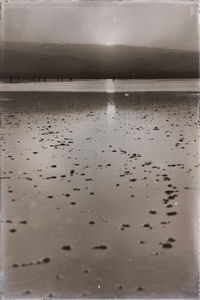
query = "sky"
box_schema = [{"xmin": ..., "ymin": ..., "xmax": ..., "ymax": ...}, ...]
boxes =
[{"xmin": 0, "ymin": 0, "xmax": 199, "ymax": 51}]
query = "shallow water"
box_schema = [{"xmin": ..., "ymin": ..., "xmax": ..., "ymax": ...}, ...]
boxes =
[
  {"xmin": 0, "ymin": 79, "xmax": 200, "ymax": 92},
  {"xmin": 0, "ymin": 91, "xmax": 199, "ymax": 299}
]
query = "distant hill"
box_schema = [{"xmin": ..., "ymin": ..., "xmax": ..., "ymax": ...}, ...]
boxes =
[{"xmin": 0, "ymin": 42, "xmax": 199, "ymax": 79}]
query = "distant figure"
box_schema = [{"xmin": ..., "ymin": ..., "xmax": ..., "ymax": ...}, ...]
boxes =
[{"xmin": 112, "ymin": 77, "xmax": 115, "ymax": 81}]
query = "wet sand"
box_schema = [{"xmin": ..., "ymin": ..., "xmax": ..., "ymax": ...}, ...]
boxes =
[{"xmin": 0, "ymin": 91, "xmax": 199, "ymax": 299}]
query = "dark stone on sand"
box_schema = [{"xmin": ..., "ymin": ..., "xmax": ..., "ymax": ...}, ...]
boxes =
[
  {"xmin": 165, "ymin": 190, "xmax": 174, "ymax": 195},
  {"xmin": 117, "ymin": 285, "xmax": 123, "ymax": 290},
  {"xmin": 25, "ymin": 177, "xmax": 32, "ymax": 181},
  {"xmin": 168, "ymin": 194, "xmax": 177, "ymax": 200},
  {"xmin": 12, "ymin": 263, "xmax": 19, "ymax": 268},
  {"xmin": 149, "ymin": 210, "xmax": 157, "ymax": 214},
  {"xmin": 62, "ymin": 245, "xmax": 72, "ymax": 251},
  {"xmin": 122, "ymin": 224, "xmax": 130, "ymax": 228},
  {"xmin": 42, "ymin": 257, "xmax": 51, "ymax": 263},
  {"xmin": 162, "ymin": 243, "xmax": 173, "ymax": 249},
  {"xmin": 143, "ymin": 223, "xmax": 150, "ymax": 228},
  {"xmin": 167, "ymin": 212, "xmax": 177, "ymax": 216},
  {"xmin": 89, "ymin": 221, "xmax": 95, "ymax": 225},
  {"xmin": 70, "ymin": 170, "xmax": 75, "ymax": 175},
  {"xmin": 46, "ymin": 176, "xmax": 57, "ymax": 180},
  {"xmin": 23, "ymin": 290, "xmax": 31, "ymax": 295},
  {"xmin": 92, "ymin": 245, "xmax": 108, "ymax": 250},
  {"xmin": 19, "ymin": 220, "xmax": 28, "ymax": 224},
  {"xmin": 137, "ymin": 286, "xmax": 144, "ymax": 291},
  {"xmin": 129, "ymin": 178, "xmax": 137, "ymax": 182},
  {"xmin": 168, "ymin": 237, "xmax": 176, "ymax": 242}
]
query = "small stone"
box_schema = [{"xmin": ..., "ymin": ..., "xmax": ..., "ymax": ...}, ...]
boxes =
[
  {"xmin": 89, "ymin": 221, "xmax": 95, "ymax": 225},
  {"xmin": 162, "ymin": 243, "xmax": 173, "ymax": 249},
  {"xmin": 12, "ymin": 263, "xmax": 19, "ymax": 268},
  {"xmin": 92, "ymin": 245, "xmax": 108, "ymax": 250},
  {"xmin": 42, "ymin": 257, "xmax": 51, "ymax": 263},
  {"xmin": 137, "ymin": 286, "xmax": 144, "ymax": 291},
  {"xmin": 168, "ymin": 237, "xmax": 176, "ymax": 243},
  {"xmin": 166, "ymin": 212, "xmax": 177, "ymax": 216},
  {"xmin": 149, "ymin": 210, "xmax": 157, "ymax": 215},
  {"xmin": 62, "ymin": 245, "xmax": 72, "ymax": 251},
  {"xmin": 19, "ymin": 220, "xmax": 27, "ymax": 224}
]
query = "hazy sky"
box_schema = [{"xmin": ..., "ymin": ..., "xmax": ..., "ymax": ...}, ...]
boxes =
[{"xmin": 0, "ymin": 0, "xmax": 199, "ymax": 51}]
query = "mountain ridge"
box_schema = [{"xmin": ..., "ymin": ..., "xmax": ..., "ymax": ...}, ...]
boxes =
[{"xmin": 0, "ymin": 42, "xmax": 199, "ymax": 79}]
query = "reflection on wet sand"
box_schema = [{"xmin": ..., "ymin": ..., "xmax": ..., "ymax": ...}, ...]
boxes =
[{"xmin": 0, "ymin": 91, "xmax": 199, "ymax": 299}]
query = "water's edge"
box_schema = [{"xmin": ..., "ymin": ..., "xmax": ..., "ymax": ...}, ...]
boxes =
[{"xmin": 0, "ymin": 79, "xmax": 199, "ymax": 92}]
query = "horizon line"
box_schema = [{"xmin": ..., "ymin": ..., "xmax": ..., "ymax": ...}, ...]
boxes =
[{"xmin": 0, "ymin": 41, "xmax": 198, "ymax": 53}]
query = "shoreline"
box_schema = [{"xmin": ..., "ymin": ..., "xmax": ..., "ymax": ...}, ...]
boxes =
[{"xmin": 0, "ymin": 79, "xmax": 200, "ymax": 92}]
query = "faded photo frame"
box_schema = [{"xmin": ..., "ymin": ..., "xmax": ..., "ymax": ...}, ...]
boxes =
[{"xmin": 0, "ymin": 0, "xmax": 200, "ymax": 299}]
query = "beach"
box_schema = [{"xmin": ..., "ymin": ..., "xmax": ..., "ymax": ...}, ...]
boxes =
[{"xmin": 0, "ymin": 84, "xmax": 199, "ymax": 299}]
